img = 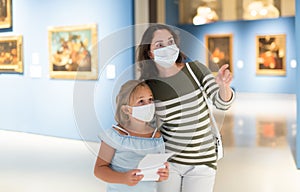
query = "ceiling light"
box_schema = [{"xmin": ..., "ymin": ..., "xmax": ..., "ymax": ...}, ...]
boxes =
[
  {"xmin": 193, "ymin": 6, "xmax": 219, "ymax": 25},
  {"xmin": 243, "ymin": 0, "xmax": 279, "ymax": 20}
]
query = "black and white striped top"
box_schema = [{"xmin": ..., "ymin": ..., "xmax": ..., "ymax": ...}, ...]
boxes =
[{"xmin": 146, "ymin": 61, "xmax": 234, "ymax": 169}]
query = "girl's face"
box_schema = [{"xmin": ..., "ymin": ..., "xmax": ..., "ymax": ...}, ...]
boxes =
[
  {"xmin": 149, "ymin": 29, "xmax": 175, "ymax": 59},
  {"xmin": 129, "ymin": 85, "xmax": 154, "ymax": 107}
]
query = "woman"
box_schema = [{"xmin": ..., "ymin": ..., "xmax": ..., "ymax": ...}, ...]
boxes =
[{"xmin": 136, "ymin": 23, "xmax": 235, "ymax": 192}]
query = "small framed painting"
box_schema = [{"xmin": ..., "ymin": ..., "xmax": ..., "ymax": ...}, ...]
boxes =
[
  {"xmin": 256, "ymin": 34, "xmax": 286, "ymax": 76},
  {"xmin": 0, "ymin": 35, "xmax": 23, "ymax": 73},
  {"xmin": 0, "ymin": 0, "xmax": 12, "ymax": 29},
  {"xmin": 205, "ymin": 34, "xmax": 233, "ymax": 75},
  {"xmin": 48, "ymin": 24, "xmax": 98, "ymax": 80}
]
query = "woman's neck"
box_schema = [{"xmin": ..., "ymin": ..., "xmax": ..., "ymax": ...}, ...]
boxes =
[{"xmin": 157, "ymin": 63, "xmax": 184, "ymax": 78}]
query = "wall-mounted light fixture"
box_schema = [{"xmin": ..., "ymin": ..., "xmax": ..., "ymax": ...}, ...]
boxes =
[{"xmin": 106, "ymin": 64, "xmax": 116, "ymax": 79}]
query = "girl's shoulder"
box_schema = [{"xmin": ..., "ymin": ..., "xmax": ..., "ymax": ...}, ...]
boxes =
[
  {"xmin": 113, "ymin": 124, "xmax": 129, "ymax": 136},
  {"xmin": 113, "ymin": 124, "xmax": 162, "ymax": 139}
]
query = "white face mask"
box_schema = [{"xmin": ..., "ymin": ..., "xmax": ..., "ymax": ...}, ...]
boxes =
[
  {"xmin": 153, "ymin": 44, "xmax": 179, "ymax": 68},
  {"xmin": 129, "ymin": 103, "xmax": 155, "ymax": 122}
]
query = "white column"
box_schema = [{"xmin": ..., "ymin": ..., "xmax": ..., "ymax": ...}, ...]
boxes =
[
  {"xmin": 222, "ymin": 0, "xmax": 237, "ymax": 20},
  {"xmin": 157, "ymin": 0, "xmax": 166, "ymax": 23},
  {"xmin": 281, "ymin": 0, "xmax": 295, "ymax": 16},
  {"xmin": 134, "ymin": 0, "xmax": 149, "ymax": 79}
]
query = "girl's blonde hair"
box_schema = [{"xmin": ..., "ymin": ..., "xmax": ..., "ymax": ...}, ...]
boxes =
[{"xmin": 115, "ymin": 80, "xmax": 150, "ymax": 125}]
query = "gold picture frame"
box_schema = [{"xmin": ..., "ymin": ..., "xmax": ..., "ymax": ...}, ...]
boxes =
[
  {"xmin": 0, "ymin": 0, "xmax": 12, "ymax": 29},
  {"xmin": 256, "ymin": 34, "xmax": 286, "ymax": 76},
  {"xmin": 0, "ymin": 35, "xmax": 23, "ymax": 73},
  {"xmin": 48, "ymin": 24, "xmax": 98, "ymax": 80},
  {"xmin": 205, "ymin": 34, "xmax": 233, "ymax": 75}
]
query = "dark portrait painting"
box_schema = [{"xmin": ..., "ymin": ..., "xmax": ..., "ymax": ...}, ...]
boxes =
[
  {"xmin": 205, "ymin": 34, "xmax": 233, "ymax": 75},
  {"xmin": 0, "ymin": 0, "xmax": 12, "ymax": 29},
  {"xmin": 256, "ymin": 34, "xmax": 286, "ymax": 76},
  {"xmin": 0, "ymin": 36, "xmax": 23, "ymax": 73}
]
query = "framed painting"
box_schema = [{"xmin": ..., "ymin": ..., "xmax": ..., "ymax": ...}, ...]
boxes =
[
  {"xmin": 48, "ymin": 24, "xmax": 98, "ymax": 80},
  {"xmin": 0, "ymin": 0, "xmax": 12, "ymax": 29},
  {"xmin": 205, "ymin": 34, "xmax": 233, "ymax": 75},
  {"xmin": 256, "ymin": 34, "xmax": 286, "ymax": 76},
  {"xmin": 0, "ymin": 35, "xmax": 23, "ymax": 73}
]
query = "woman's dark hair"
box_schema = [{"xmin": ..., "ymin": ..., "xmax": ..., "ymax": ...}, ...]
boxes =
[{"xmin": 136, "ymin": 24, "xmax": 186, "ymax": 80}]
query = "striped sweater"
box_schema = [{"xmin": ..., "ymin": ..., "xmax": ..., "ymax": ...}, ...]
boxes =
[{"xmin": 146, "ymin": 61, "xmax": 234, "ymax": 169}]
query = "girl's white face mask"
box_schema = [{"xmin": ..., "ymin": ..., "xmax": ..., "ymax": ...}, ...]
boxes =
[
  {"xmin": 129, "ymin": 103, "xmax": 155, "ymax": 122},
  {"xmin": 153, "ymin": 44, "xmax": 179, "ymax": 68}
]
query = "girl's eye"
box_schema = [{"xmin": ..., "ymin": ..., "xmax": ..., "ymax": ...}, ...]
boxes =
[{"xmin": 137, "ymin": 98, "xmax": 153, "ymax": 105}]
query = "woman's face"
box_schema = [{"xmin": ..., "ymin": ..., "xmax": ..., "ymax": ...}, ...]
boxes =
[{"xmin": 149, "ymin": 29, "xmax": 175, "ymax": 59}]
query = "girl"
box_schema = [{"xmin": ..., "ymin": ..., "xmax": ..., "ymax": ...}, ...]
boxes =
[{"xmin": 94, "ymin": 80, "xmax": 169, "ymax": 192}]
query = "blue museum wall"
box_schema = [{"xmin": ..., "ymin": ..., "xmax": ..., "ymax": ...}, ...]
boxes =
[
  {"xmin": 0, "ymin": 0, "xmax": 135, "ymax": 141},
  {"xmin": 165, "ymin": 0, "xmax": 179, "ymax": 26},
  {"xmin": 175, "ymin": 17, "xmax": 296, "ymax": 94}
]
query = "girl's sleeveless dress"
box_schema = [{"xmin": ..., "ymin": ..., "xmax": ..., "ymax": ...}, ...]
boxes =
[{"xmin": 98, "ymin": 125, "xmax": 165, "ymax": 192}]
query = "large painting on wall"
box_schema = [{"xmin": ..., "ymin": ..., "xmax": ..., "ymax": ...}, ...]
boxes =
[
  {"xmin": 48, "ymin": 24, "xmax": 98, "ymax": 80},
  {"xmin": 0, "ymin": 35, "xmax": 23, "ymax": 73},
  {"xmin": 205, "ymin": 34, "xmax": 233, "ymax": 75},
  {"xmin": 256, "ymin": 34, "xmax": 286, "ymax": 76},
  {"xmin": 0, "ymin": 0, "xmax": 12, "ymax": 29}
]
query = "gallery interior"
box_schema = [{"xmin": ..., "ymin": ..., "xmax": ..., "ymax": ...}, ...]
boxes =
[{"xmin": 0, "ymin": 0, "xmax": 300, "ymax": 191}]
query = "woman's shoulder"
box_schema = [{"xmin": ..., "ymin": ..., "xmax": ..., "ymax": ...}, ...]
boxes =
[{"xmin": 186, "ymin": 60, "xmax": 212, "ymax": 77}]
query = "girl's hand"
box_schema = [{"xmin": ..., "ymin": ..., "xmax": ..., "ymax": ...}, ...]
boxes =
[
  {"xmin": 216, "ymin": 64, "xmax": 232, "ymax": 87},
  {"xmin": 123, "ymin": 169, "xmax": 144, "ymax": 186},
  {"xmin": 157, "ymin": 162, "xmax": 169, "ymax": 182}
]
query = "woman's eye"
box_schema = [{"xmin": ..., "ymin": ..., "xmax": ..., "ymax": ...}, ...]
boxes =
[
  {"xmin": 155, "ymin": 43, "xmax": 163, "ymax": 48},
  {"xmin": 168, "ymin": 39, "xmax": 175, "ymax": 45}
]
